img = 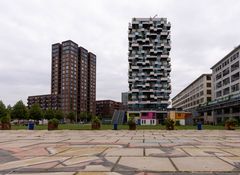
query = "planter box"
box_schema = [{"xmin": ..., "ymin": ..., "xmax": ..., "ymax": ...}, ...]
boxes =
[
  {"xmin": 92, "ymin": 122, "xmax": 101, "ymax": 130},
  {"xmin": 166, "ymin": 126, "xmax": 174, "ymax": 130},
  {"xmin": 129, "ymin": 124, "xmax": 136, "ymax": 130},
  {"xmin": 48, "ymin": 123, "xmax": 58, "ymax": 130},
  {"xmin": 1, "ymin": 123, "xmax": 11, "ymax": 130},
  {"xmin": 225, "ymin": 124, "xmax": 235, "ymax": 130}
]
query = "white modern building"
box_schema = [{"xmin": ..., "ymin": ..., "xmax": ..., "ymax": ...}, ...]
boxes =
[
  {"xmin": 212, "ymin": 46, "xmax": 240, "ymax": 100},
  {"xmin": 197, "ymin": 45, "xmax": 240, "ymax": 124},
  {"xmin": 172, "ymin": 74, "xmax": 212, "ymax": 123}
]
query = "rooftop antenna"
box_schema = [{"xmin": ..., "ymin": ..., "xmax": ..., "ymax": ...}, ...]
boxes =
[{"xmin": 153, "ymin": 14, "xmax": 158, "ymax": 18}]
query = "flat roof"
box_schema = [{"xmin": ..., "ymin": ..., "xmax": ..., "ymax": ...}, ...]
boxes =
[
  {"xmin": 96, "ymin": 100, "xmax": 121, "ymax": 103},
  {"xmin": 211, "ymin": 45, "xmax": 240, "ymax": 69},
  {"xmin": 172, "ymin": 74, "xmax": 212, "ymax": 101},
  {"xmin": 132, "ymin": 17, "xmax": 168, "ymax": 22}
]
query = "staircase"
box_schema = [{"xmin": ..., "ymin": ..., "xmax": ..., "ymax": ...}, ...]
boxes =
[{"xmin": 112, "ymin": 110, "xmax": 125, "ymax": 124}]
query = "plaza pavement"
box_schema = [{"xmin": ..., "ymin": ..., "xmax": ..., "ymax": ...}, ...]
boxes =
[{"xmin": 0, "ymin": 130, "xmax": 240, "ymax": 175}]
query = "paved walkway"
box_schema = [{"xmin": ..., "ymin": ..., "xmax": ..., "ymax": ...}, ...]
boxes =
[{"xmin": 0, "ymin": 130, "xmax": 240, "ymax": 174}]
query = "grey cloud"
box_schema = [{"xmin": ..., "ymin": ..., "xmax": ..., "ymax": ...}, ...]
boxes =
[{"xmin": 0, "ymin": 0, "xmax": 240, "ymax": 106}]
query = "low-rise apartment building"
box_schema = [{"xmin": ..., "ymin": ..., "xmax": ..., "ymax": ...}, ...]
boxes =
[
  {"xmin": 96, "ymin": 100, "xmax": 122, "ymax": 119},
  {"xmin": 27, "ymin": 94, "xmax": 61, "ymax": 110}
]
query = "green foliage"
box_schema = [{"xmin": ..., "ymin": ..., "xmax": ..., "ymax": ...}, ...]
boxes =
[
  {"xmin": 55, "ymin": 110, "xmax": 64, "ymax": 120},
  {"xmin": 127, "ymin": 117, "xmax": 136, "ymax": 125},
  {"xmin": 44, "ymin": 109, "xmax": 55, "ymax": 120},
  {"xmin": 11, "ymin": 100, "xmax": 28, "ymax": 120},
  {"xmin": 0, "ymin": 100, "xmax": 7, "ymax": 118},
  {"xmin": 80, "ymin": 112, "xmax": 92, "ymax": 122},
  {"xmin": 6, "ymin": 105, "xmax": 12, "ymax": 114},
  {"xmin": 67, "ymin": 111, "xmax": 76, "ymax": 123},
  {"xmin": 91, "ymin": 116, "xmax": 101, "ymax": 124},
  {"xmin": 48, "ymin": 118, "xmax": 59, "ymax": 125},
  {"xmin": 164, "ymin": 118, "xmax": 175, "ymax": 130},
  {"xmin": 29, "ymin": 103, "xmax": 43, "ymax": 120},
  {"xmin": 10, "ymin": 124, "xmax": 240, "ymax": 130},
  {"xmin": 175, "ymin": 120, "xmax": 181, "ymax": 126},
  {"xmin": 225, "ymin": 117, "xmax": 238, "ymax": 125},
  {"xmin": 0, "ymin": 114, "xmax": 11, "ymax": 123}
]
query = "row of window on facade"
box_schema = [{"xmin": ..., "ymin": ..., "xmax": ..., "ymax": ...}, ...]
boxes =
[
  {"xmin": 215, "ymin": 61, "xmax": 239, "ymax": 81},
  {"xmin": 214, "ymin": 52, "xmax": 239, "ymax": 73},
  {"xmin": 216, "ymin": 72, "xmax": 240, "ymax": 89},
  {"xmin": 173, "ymin": 89, "xmax": 211, "ymax": 107},
  {"xmin": 216, "ymin": 83, "xmax": 240, "ymax": 97}
]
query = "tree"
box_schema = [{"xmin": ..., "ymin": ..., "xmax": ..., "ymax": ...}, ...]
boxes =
[
  {"xmin": 55, "ymin": 110, "xmax": 64, "ymax": 121},
  {"xmin": 80, "ymin": 112, "xmax": 89, "ymax": 122},
  {"xmin": 0, "ymin": 100, "xmax": 7, "ymax": 118},
  {"xmin": 29, "ymin": 103, "xmax": 43, "ymax": 121},
  {"xmin": 67, "ymin": 111, "xmax": 76, "ymax": 123},
  {"xmin": 6, "ymin": 105, "xmax": 12, "ymax": 115},
  {"xmin": 11, "ymin": 100, "xmax": 28, "ymax": 120},
  {"xmin": 44, "ymin": 108, "xmax": 55, "ymax": 120}
]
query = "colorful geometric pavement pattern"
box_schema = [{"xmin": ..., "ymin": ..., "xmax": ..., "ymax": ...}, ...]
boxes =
[{"xmin": 0, "ymin": 130, "xmax": 240, "ymax": 175}]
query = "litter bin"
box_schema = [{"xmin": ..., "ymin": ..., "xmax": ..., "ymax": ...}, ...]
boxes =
[
  {"xmin": 197, "ymin": 122, "xmax": 202, "ymax": 130},
  {"xmin": 28, "ymin": 121, "xmax": 35, "ymax": 130},
  {"xmin": 113, "ymin": 123, "xmax": 118, "ymax": 130}
]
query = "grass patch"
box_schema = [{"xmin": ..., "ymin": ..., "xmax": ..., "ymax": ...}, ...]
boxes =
[{"xmin": 10, "ymin": 124, "xmax": 240, "ymax": 130}]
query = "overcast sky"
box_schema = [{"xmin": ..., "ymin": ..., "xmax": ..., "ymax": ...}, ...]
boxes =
[{"xmin": 0, "ymin": 0, "xmax": 240, "ymax": 106}]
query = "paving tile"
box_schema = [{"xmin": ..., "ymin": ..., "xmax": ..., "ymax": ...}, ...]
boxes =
[
  {"xmin": 182, "ymin": 147, "xmax": 232, "ymax": 156},
  {"xmin": 11, "ymin": 173, "xmax": 75, "ymax": 175},
  {"xmin": 55, "ymin": 147, "xmax": 107, "ymax": 156},
  {"xmin": 0, "ymin": 156, "xmax": 69, "ymax": 171},
  {"xmin": 145, "ymin": 148, "xmax": 187, "ymax": 157},
  {"xmin": 103, "ymin": 148, "xmax": 143, "ymax": 156},
  {"xmin": 221, "ymin": 148, "xmax": 240, "ymax": 156},
  {"xmin": 1, "ymin": 130, "xmax": 240, "ymax": 173},
  {"xmin": 172, "ymin": 157, "xmax": 235, "ymax": 171},
  {"xmin": 129, "ymin": 142, "xmax": 159, "ymax": 148},
  {"xmin": 219, "ymin": 156, "xmax": 240, "ymax": 169},
  {"xmin": 115, "ymin": 157, "xmax": 175, "ymax": 171},
  {"xmin": 76, "ymin": 172, "xmax": 123, "ymax": 175}
]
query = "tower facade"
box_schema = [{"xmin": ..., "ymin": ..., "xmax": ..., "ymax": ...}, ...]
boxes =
[
  {"xmin": 127, "ymin": 18, "xmax": 171, "ymax": 124},
  {"xmin": 51, "ymin": 40, "xmax": 96, "ymax": 115},
  {"xmin": 88, "ymin": 52, "xmax": 97, "ymax": 115},
  {"xmin": 28, "ymin": 40, "xmax": 96, "ymax": 117}
]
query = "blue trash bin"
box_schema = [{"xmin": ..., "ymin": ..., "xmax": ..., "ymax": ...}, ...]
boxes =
[
  {"xmin": 113, "ymin": 123, "xmax": 118, "ymax": 130},
  {"xmin": 28, "ymin": 122, "xmax": 35, "ymax": 130},
  {"xmin": 197, "ymin": 122, "xmax": 202, "ymax": 130}
]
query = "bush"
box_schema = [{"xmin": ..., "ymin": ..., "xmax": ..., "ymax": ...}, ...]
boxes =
[
  {"xmin": 128, "ymin": 117, "xmax": 136, "ymax": 125},
  {"xmin": 225, "ymin": 118, "xmax": 238, "ymax": 130},
  {"xmin": 128, "ymin": 117, "xmax": 136, "ymax": 130},
  {"xmin": 91, "ymin": 116, "xmax": 101, "ymax": 129},
  {"xmin": 48, "ymin": 118, "xmax": 59, "ymax": 130},
  {"xmin": 164, "ymin": 118, "xmax": 175, "ymax": 130},
  {"xmin": 91, "ymin": 116, "xmax": 101, "ymax": 123},
  {"xmin": 1, "ymin": 114, "xmax": 11, "ymax": 130},
  {"xmin": 0, "ymin": 114, "xmax": 11, "ymax": 123}
]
